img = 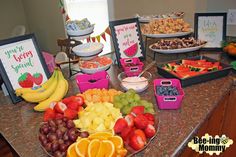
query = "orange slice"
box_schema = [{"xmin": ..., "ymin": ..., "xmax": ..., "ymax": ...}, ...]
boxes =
[
  {"xmin": 75, "ymin": 138, "xmax": 90, "ymax": 157},
  {"xmin": 116, "ymin": 148, "xmax": 128, "ymax": 157},
  {"xmin": 67, "ymin": 143, "xmax": 78, "ymax": 157},
  {"xmin": 88, "ymin": 132, "xmax": 113, "ymax": 140},
  {"xmin": 88, "ymin": 139, "xmax": 100, "ymax": 157},
  {"xmin": 100, "ymin": 140, "xmax": 115, "ymax": 157},
  {"xmin": 108, "ymin": 136, "xmax": 124, "ymax": 149}
]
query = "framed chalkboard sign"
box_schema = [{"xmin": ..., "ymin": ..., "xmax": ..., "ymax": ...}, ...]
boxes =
[
  {"xmin": 0, "ymin": 34, "xmax": 50, "ymax": 103},
  {"xmin": 109, "ymin": 18, "xmax": 145, "ymax": 66},
  {"xmin": 194, "ymin": 13, "xmax": 227, "ymax": 50}
]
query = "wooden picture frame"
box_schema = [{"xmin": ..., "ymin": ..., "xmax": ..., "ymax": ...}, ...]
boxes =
[
  {"xmin": 0, "ymin": 34, "xmax": 50, "ymax": 104},
  {"xmin": 109, "ymin": 18, "xmax": 145, "ymax": 66},
  {"xmin": 194, "ymin": 13, "xmax": 227, "ymax": 51}
]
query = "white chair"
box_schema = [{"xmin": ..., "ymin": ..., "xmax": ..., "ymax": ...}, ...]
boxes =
[{"xmin": 10, "ymin": 25, "xmax": 26, "ymax": 37}]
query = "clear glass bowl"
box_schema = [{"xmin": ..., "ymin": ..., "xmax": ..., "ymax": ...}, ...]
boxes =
[{"xmin": 118, "ymin": 71, "xmax": 152, "ymax": 93}]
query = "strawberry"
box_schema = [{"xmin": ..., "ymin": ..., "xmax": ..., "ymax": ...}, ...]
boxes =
[
  {"xmin": 66, "ymin": 101, "xmax": 79, "ymax": 111},
  {"xmin": 54, "ymin": 102, "xmax": 67, "ymax": 113},
  {"xmin": 143, "ymin": 113, "xmax": 155, "ymax": 122},
  {"xmin": 129, "ymin": 132, "xmax": 146, "ymax": 151},
  {"xmin": 49, "ymin": 102, "xmax": 57, "ymax": 110},
  {"xmin": 64, "ymin": 109, "xmax": 77, "ymax": 120},
  {"xmin": 134, "ymin": 114, "xmax": 149, "ymax": 129},
  {"xmin": 125, "ymin": 114, "xmax": 135, "ymax": 127},
  {"xmin": 70, "ymin": 96, "xmax": 84, "ymax": 106},
  {"xmin": 18, "ymin": 72, "xmax": 34, "ymax": 88},
  {"xmin": 114, "ymin": 118, "xmax": 128, "ymax": 134},
  {"xmin": 131, "ymin": 106, "xmax": 145, "ymax": 116},
  {"xmin": 62, "ymin": 97, "xmax": 72, "ymax": 105},
  {"xmin": 32, "ymin": 73, "xmax": 43, "ymax": 85},
  {"xmin": 120, "ymin": 126, "xmax": 135, "ymax": 142},
  {"xmin": 55, "ymin": 113, "xmax": 64, "ymax": 119},
  {"xmin": 144, "ymin": 124, "xmax": 156, "ymax": 138},
  {"xmin": 43, "ymin": 108, "xmax": 56, "ymax": 121},
  {"xmin": 78, "ymin": 106, "xmax": 84, "ymax": 112},
  {"xmin": 134, "ymin": 129, "xmax": 147, "ymax": 142}
]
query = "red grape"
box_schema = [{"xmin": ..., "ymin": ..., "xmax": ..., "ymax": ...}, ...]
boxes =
[
  {"xmin": 80, "ymin": 131, "xmax": 89, "ymax": 138},
  {"xmin": 51, "ymin": 141, "xmax": 59, "ymax": 152},
  {"xmin": 59, "ymin": 143, "xmax": 67, "ymax": 152},
  {"xmin": 48, "ymin": 133, "xmax": 57, "ymax": 142}
]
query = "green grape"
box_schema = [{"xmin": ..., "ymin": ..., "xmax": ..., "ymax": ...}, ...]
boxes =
[
  {"xmin": 121, "ymin": 99, "xmax": 129, "ymax": 106},
  {"xmin": 127, "ymin": 97, "xmax": 135, "ymax": 103},
  {"xmin": 126, "ymin": 90, "xmax": 135, "ymax": 98},
  {"xmin": 120, "ymin": 93, "xmax": 126, "ymax": 99},
  {"xmin": 121, "ymin": 105, "xmax": 131, "ymax": 115},
  {"xmin": 140, "ymin": 100, "xmax": 148, "ymax": 105},
  {"xmin": 128, "ymin": 89, "xmax": 136, "ymax": 94},
  {"xmin": 146, "ymin": 108, "xmax": 155, "ymax": 114},
  {"xmin": 131, "ymin": 101, "xmax": 138, "ymax": 107},
  {"xmin": 114, "ymin": 102, "xmax": 123, "ymax": 109},
  {"xmin": 134, "ymin": 94, "xmax": 141, "ymax": 102},
  {"xmin": 113, "ymin": 95, "xmax": 120, "ymax": 103}
]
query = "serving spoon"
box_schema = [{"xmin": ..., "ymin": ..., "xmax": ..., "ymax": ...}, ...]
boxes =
[{"xmin": 138, "ymin": 61, "xmax": 156, "ymax": 77}]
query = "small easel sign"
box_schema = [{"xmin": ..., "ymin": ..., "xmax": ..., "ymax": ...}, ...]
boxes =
[{"xmin": 0, "ymin": 34, "xmax": 50, "ymax": 103}]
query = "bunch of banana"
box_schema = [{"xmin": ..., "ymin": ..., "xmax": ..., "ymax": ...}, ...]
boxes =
[{"xmin": 15, "ymin": 69, "xmax": 69, "ymax": 112}]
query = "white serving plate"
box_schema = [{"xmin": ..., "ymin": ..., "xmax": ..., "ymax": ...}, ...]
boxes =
[
  {"xmin": 80, "ymin": 55, "xmax": 98, "ymax": 61},
  {"xmin": 143, "ymin": 29, "xmax": 193, "ymax": 38},
  {"xmin": 149, "ymin": 44, "xmax": 206, "ymax": 54},
  {"xmin": 67, "ymin": 25, "xmax": 94, "ymax": 36},
  {"xmin": 79, "ymin": 62, "xmax": 112, "ymax": 74},
  {"xmin": 72, "ymin": 42, "xmax": 104, "ymax": 57}
]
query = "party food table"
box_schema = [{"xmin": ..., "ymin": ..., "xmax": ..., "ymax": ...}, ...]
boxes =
[{"xmin": 0, "ymin": 56, "xmax": 234, "ymax": 157}]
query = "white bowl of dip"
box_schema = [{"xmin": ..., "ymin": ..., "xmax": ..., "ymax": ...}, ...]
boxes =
[{"xmin": 118, "ymin": 71, "xmax": 152, "ymax": 93}]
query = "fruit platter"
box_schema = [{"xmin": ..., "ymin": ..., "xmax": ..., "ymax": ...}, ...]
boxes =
[
  {"xmin": 142, "ymin": 18, "xmax": 192, "ymax": 38},
  {"xmin": 35, "ymin": 87, "xmax": 159, "ymax": 157},
  {"xmin": 136, "ymin": 11, "xmax": 184, "ymax": 23},
  {"xmin": 157, "ymin": 56, "xmax": 232, "ymax": 87},
  {"xmin": 149, "ymin": 37, "xmax": 207, "ymax": 54},
  {"xmin": 78, "ymin": 56, "xmax": 113, "ymax": 74},
  {"xmin": 66, "ymin": 18, "xmax": 94, "ymax": 36}
]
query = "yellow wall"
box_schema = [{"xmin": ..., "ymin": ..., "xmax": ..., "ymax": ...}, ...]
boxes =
[
  {"xmin": 0, "ymin": 0, "xmax": 28, "ymax": 39},
  {"xmin": 22, "ymin": 0, "xmax": 66, "ymax": 53}
]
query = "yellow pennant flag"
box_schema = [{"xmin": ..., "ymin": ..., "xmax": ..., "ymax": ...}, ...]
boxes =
[{"xmin": 96, "ymin": 35, "xmax": 101, "ymax": 42}]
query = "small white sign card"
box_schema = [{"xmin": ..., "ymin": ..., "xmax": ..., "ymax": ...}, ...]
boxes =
[
  {"xmin": 227, "ymin": 9, "xmax": 236, "ymax": 25},
  {"xmin": 0, "ymin": 34, "xmax": 50, "ymax": 103},
  {"xmin": 109, "ymin": 18, "xmax": 145, "ymax": 66},
  {"xmin": 194, "ymin": 13, "xmax": 227, "ymax": 50}
]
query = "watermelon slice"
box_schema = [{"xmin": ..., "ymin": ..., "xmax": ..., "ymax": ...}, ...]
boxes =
[{"xmin": 123, "ymin": 43, "xmax": 138, "ymax": 57}]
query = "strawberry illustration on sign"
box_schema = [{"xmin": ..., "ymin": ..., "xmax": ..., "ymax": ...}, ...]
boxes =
[
  {"xmin": 32, "ymin": 72, "xmax": 43, "ymax": 85},
  {"xmin": 123, "ymin": 43, "xmax": 138, "ymax": 57},
  {"xmin": 18, "ymin": 72, "xmax": 34, "ymax": 88}
]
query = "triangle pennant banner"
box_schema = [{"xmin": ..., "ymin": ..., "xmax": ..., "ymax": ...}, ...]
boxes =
[
  {"xmin": 92, "ymin": 37, "xmax": 96, "ymax": 42},
  {"xmin": 61, "ymin": 7, "xmax": 65, "ymax": 14},
  {"xmin": 86, "ymin": 37, "xmax": 91, "ymax": 42},
  {"xmin": 105, "ymin": 27, "xmax": 111, "ymax": 36},
  {"xmin": 65, "ymin": 14, "xmax": 70, "ymax": 21},
  {"xmin": 96, "ymin": 36, "xmax": 101, "ymax": 42},
  {"xmin": 101, "ymin": 33, "xmax": 106, "ymax": 41}
]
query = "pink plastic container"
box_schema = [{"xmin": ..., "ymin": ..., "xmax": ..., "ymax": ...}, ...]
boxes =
[
  {"xmin": 120, "ymin": 58, "xmax": 144, "ymax": 76},
  {"xmin": 154, "ymin": 79, "xmax": 184, "ymax": 110},
  {"xmin": 76, "ymin": 71, "xmax": 109, "ymax": 93}
]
